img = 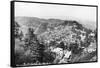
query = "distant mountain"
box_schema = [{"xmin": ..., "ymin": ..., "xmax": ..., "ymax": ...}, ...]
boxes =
[
  {"xmin": 15, "ymin": 16, "xmax": 64, "ymax": 27},
  {"xmin": 15, "ymin": 16, "xmax": 96, "ymax": 36}
]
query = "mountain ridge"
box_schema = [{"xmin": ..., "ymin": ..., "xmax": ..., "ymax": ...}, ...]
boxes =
[{"xmin": 15, "ymin": 16, "xmax": 96, "ymax": 31}]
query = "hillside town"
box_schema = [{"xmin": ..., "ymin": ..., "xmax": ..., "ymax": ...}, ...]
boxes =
[{"xmin": 14, "ymin": 17, "xmax": 97, "ymax": 66}]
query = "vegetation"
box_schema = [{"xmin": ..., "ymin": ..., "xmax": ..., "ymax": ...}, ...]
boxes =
[{"xmin": 14, "ymin": 17, "xmax": 97, "ymax": 66}]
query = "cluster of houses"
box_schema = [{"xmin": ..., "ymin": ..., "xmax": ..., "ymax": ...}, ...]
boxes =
[{"xmin": 37, "ymin": 22, "xmax": 96, "ymax": 63}]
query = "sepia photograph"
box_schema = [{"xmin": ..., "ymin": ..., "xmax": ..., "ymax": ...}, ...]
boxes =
[{"xmin": 11, "ymin": 1, "xmax": 98, "ymax": 67}]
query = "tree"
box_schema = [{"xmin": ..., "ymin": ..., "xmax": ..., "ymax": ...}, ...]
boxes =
[
  {"xmin": 15, "ymin": 21, "xmax": 20, "ymax": 38},
  {"xmin": 24, "ymin": 28, "xmax": 40, "ymax": 63},
  {"xmin": 24, "ymin": 28, "xmax": 47, "ymax": 64}
]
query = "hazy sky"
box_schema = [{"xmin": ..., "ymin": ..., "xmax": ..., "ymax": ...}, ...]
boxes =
[{"xmin": 15, "ymin": 2, "xmax": 96, "ymax": 22}]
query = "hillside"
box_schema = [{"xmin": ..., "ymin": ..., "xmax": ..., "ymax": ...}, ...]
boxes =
[{"xmin": 14, "ymin": 16, "xmax": 97, "ymax": 66}]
